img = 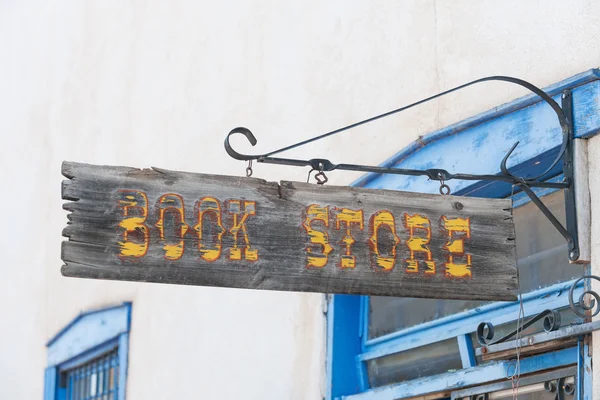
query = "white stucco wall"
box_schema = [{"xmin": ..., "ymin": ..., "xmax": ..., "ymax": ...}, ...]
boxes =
[
  {"xmin": 587, "ymin": 136, "xmax": 600, "ymax": 397},
  {"xmin": 2, "ymin": 1, "xmax": 600, "ymax": 399}
]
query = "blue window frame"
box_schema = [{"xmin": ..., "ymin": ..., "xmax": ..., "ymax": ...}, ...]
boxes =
[
  {"xmin": 44, "ymin": 303, "xmax": 131, "ymax": 400},
  {"xmin": 327, "ymin": 70, "xmax": 600, "ymax": 400}
]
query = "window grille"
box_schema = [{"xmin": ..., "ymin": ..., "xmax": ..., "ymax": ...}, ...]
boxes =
[{"xmin": 60, "ymin": 349, "xmax": 120, "ymax": 400}]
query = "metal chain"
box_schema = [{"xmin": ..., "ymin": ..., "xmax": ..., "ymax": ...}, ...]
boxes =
[
  {"xmin": 307, "ymin": 163, "xmax": 328, "ymax": 185},
  {"xmin": 438, "ymin": 173, "xmax": 451, "ymax": 195}
]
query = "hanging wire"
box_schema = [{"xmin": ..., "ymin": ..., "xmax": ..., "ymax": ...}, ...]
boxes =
[{"xmin": 508, "ymin": 184, "xmax": 524, "ymax": 400}]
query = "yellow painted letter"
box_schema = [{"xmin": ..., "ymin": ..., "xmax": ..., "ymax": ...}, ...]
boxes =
[
  {"xmin": 227, "ymin": 200, "xmax": 258, "ymax": 261},
  {"xmin": 155, "ymin": 194, "xmax": 189, "ymax": 260},
  {"xmin": 442, "ymin": 216, "xmax": 472, "ymax": 278},
  {"xmin": 369, "ymin": 211, "xmax": 400, "ymax": 271},
  {"xmin": 404, "ymin": 214, "xmax": 436, "ymax": 274},
  {"xmin": 117, "ymin": 190, "xmax": 149, "ymax": 258},
  {"xmin": 303, "ymin": 205, "xmax": 333, "ymax": 268},
  {"xmin": 194, "ymin": 197, "xmax": 225, "ymax": 262},
  {"xmin": 335, "ymin": 208, "xmax": 364, "ymax": 269}
]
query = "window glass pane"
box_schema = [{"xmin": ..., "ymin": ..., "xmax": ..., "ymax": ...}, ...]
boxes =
[
  {"xmin": 369, "ymin": 296, "xmax": 483, "ymax": 339},
  {"xmin": 367, "ymin": 338, "xmax": 462, "ymax": 388},
  {"xmin": 512, "ymin": 191, "xmax": 578, "ymax": 291},
  {"xmin": 369, "ymin": 191, "xmax": 580, "ymax": 339}
]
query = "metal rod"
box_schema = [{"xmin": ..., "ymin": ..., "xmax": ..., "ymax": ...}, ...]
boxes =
[
  {"xmin": 518, "ymin": 184, "xmax": 575, "ymax": 250},
  {"xmin": 225, "ymin": 76, "xmax": 569, "ymax": 185}
]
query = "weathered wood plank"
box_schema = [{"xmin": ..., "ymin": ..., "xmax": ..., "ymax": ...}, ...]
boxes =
[{"xmin": 61, "ymin": 161, "xmax": 518, "ymax": 300}]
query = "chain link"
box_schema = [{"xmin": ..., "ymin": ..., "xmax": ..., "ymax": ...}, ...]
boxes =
[
  {"xmin": 307, "ymin": 163, "xmax": 328, "ymax": 185},
  {"xmin": 438, "ymin": 173, "xmax": 451, "ymax": 195}
]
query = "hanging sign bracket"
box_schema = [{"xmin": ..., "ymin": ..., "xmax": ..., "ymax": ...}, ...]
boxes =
[{"xmin": 225, "ymin": 78, "xmax": 581, "ymax": 262}]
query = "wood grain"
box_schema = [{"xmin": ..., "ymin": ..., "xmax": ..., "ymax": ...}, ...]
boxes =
[{"xmin": 61, "ymin": 161, "xmax": 518, "ymax": 300}]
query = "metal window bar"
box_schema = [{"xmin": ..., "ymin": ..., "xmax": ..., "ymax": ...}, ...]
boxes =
[{"xmin": 62, "ymin": 349, "xmax": 119, "ymax": 400}]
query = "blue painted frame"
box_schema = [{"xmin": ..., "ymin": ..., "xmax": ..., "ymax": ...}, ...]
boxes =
[
  {"xmin": 327, "ymin": 69, "xmax": 600, "ymax": 400},
  {"xmin": 44, "ymin": 303, "xmax": 132, "ymax": 400}
]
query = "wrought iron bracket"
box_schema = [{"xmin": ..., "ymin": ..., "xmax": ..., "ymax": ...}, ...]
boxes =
[
  {"xmin": 561, "ymin": 90, "xmax": 580, "ymax": 261},
  {"xmin": 225, "ymin": 77, "xmax": 581, "ymax": 261}
]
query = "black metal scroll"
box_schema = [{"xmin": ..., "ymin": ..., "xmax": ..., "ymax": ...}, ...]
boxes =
[
  {"xmin": 569, "ymin": 275, "xmax": 600, "ymax": 318},
  {"xmin": 477, "ymin": 309, "xmax": 561, "ymax": 346},
  {"xmin": 477, "ymin": 276, "xmax": 600, "ymax": 347},
  {"xmin": 545, "ymin": 377, "xmax": 576, "ymax": 399}
]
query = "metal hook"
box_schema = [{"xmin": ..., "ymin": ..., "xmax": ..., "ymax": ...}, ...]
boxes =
[
  {"xmin": 225, "ymin": 127, "xmax": 259, "ymax": 161},
  {"xmin": 315, "ymin": 172, "xmax": 328, "ymax": 185},
  {"xmin": 315, "ymin": 162, "xmax": 328, "ymax": 185},
  {"xmin": 246, "ymin": 160, "xmax": 253, "ymax": 177},
  {"xmin": 438, "ymin": 172, "xmax": 451, "ymax": 195},
  {"xmin": 500, "ymin": 141, "xmax": 521, "ymax": 180},
  {"xmin": 307, "ymin": 163, "xmax": 328, "ymax": 185}
]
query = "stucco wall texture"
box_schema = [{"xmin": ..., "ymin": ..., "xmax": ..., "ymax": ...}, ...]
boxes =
[
  {"xmin": 1, "ymin": 1, "xmax": 600, "ymax": 399},
  {"xmin": 587, "ymin": 135, "xmax": 600, "ymax": 397}
]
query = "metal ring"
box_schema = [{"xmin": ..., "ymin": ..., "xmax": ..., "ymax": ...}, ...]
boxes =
[
  {"xmin": 542, "ymin": 309, "xmax": 561, "ymax": 332},
  {"xmin": 505, "ymin": 362, "xmax": 518, "ymax": 379},
  {"xmin": 564, "ymin": 382, "xmax": 575, "ymax": 395},
  {"xmin": 544, "ymin": 380, "xmax": 557, "ymax": 393},
  {"xmin": 315, "ymin": 171, "xmax": 328, "ymax": 185},
  {"xmin": 569, "ymin": 275, "xmax": 600, "ymax": 318},
  {"xmin": 476, "ymin": 321, "xmax": 495, "ymax": 346},
  {"xmin": 246, "ymin": 160, "xmax": 253, "ymax": 177},
  {"xmin": 439, "ymin": 184, "xmax": 451, "ymax": 195}
]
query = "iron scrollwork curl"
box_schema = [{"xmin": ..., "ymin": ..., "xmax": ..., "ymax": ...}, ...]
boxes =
[
  {"xmin": 477, "ymin": 277, "xmax": 600, "ymax": 349},
  {"xmin": 476, "ymin": 309, "xmax": 561, "ymax": 346},
  {"xmin": 545, "ymin": 377, "xmax": 576, "ymax": 399},
  {"xmin": 569, "ymin": 275, "xmax": 600, "ymax": 318},
  {"xmin": 468, "ymin": 395, "xmax": 488, "ymax": 400}
]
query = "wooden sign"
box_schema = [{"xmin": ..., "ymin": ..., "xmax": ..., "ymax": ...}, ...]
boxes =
[{"xmin": 61, "ymin": 161, "xmax": 517, "ymax": 301}]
